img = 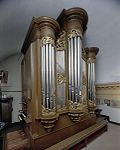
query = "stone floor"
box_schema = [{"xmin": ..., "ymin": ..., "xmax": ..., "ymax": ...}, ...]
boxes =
[{"xmin": 82, "ymin": 123, "xmax": 120, "ymax": 150}]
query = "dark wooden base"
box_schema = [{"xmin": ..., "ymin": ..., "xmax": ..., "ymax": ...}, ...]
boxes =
[
  {"xmin": 46, "ymin": 119, "xmax": 108, "ymax": 150},
  {"xmin": 4, "ymin": 117, "xmax": 108, "ymax": 150},
  {"xmin": 30, "ymin": 114, "xmax": 96, "ymax": 150},
  {"xmin": 69, "ymin": 124, "xmax": 107, "ymax": 150}
]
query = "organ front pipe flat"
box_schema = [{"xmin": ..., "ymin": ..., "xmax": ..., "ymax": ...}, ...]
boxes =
[{"xmin": 85, "ymin": 47, "xmax": 99, "ymax": 113}]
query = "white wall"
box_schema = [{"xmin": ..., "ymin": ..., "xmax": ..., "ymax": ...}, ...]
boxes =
[
  {"xmin": 0, "ymin": 54, "xmax": 22, "ymax": 123},
  {"xmin": 82, "ymin": 0, "xmax": 120, "ymax": 83}
]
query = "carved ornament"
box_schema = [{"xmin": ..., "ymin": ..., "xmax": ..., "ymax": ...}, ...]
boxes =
[
  {"xmin": 41, "ymin": 36, "xmax": 54, "ymax": 45},
  {"xmin": 41, "ymin": 105, "xmax": 59, "ymax": 132},
  {"xmin": 88, "ymin": 100, "xmax": 96, "ymax": 114},
  {"xmin": 56, "ymin": 73, "xmax": 66, "ymax": 85},
  {"xmin": 67, "ymin": 29, "xmax": 82, "ymax": 39},
  {"xmin": 56, "ymin": 30, "xmax": 67, "ymax": 51}
]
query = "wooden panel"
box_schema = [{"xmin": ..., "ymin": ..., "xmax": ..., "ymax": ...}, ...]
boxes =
[
  {"xmin": 31, "ymin": 115, "xmax": 96, "ymax": 150},
  {"xmin": 0, "ymin": 98, "xmax": 13, "ymax": 123}
]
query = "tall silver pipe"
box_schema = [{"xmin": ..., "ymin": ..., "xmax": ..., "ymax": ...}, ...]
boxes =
[
  {"xmin": 78, "ymin": 37, "xmax": 82, "ymax": 102},
  {"xmin": 88, "ymin": 62, "xmax": 95, "ymax": 101},
  {"xmin": 90, "ymin": 63, "xmax": 92, "ymax": 100},
  {"xmin": 49, "ymin": 44, "xmax": 52, "ymax": 108},
  {"xmin": 88, "ymin": 63, "xmax": 90, "ymax": 100},
  {"xmin": 71, "ymin": 37, "xmax": 74, "ymax": 102},
  {"xmin": 85, "ymin": 47, "xmax": 99, "ymax": 106},
  {"xmin": 52, "ymin": 46, "xmax": 55, "ymax": 108},
  {"xmin": 77, "ymin": 37, "xmax": 80, "ymax": 102},
  {"xmin": 68, "ymin": 36, "xmax": 82, "ymax": 103},
  {"xmin": 89, "ymin": 63, "xmax": 91, "ymax": 100},
  {"xmin": 44, "ymin": 45, "xmax": 47, "ymax": 108},
  {"xmin": 92, "ymin": 63, "xmax": 94, "ymax": 101},
  {"xmin": 46, "ymin": 44, "xmax": 50, "ymax": 109},
  {"xmin": 90, "ymin": 63, "xmax": 92, "ymax": 101},
  {"xmin": 68, "ymin": 39, "xmax": 71, "ymax": 101},
  {"xmin": 42, "ymin": 45, "xmax": 45, "ymax": 106},
  {"xmin": 93, "ymin": 63, "xmax": 95, "ymax": 101},
  {"xmin": 74, "ymin": 37, "xmax": 78, "ymax": 102}
]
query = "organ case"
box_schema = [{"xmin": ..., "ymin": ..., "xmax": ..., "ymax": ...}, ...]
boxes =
[{"xmin": 21, "ymin": 7, "xmax": 98, "ymax": 149}]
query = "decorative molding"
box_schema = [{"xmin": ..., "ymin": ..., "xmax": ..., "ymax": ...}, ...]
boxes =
[
  {"xmin": 88, "ymin": 100, "xmax": 96, "ymax": 114},
  {"xmin": 40, "ymin": 114, "xmax": 59, "ymax": 132},
  {"xmin": 57, "ymin": 7, "xmax": 88, "ymax": 33},
  {"xmin": 56, "ymin": 73, "xmax": 66, "ymax": 85},
  {"xmin": 67, "ymin": 29, "xmax": 82, "ymax": 39},
  {"xmin": 68, "ymin": 101, "xmax": 85, "ymax": 122},
  {"xmin": 96, "ymin": 82, "xmax": 120, "ymax": 108},
  {"xmin": 56, "ymin": 30, "xmax": 67, "ymax": 51},
  {"xmin": 21, "ymin": 16, "xmax": 60, "ymax": 54},
  {"xmin": 41, "ymin": 36, "xmax": 54, "ymax": 45},
  {"xmin": 96, "ymin": 82, "xmax": 120, "ymax": 90}
]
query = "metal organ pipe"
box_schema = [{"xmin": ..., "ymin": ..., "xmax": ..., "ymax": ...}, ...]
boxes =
[
  {"xmin": 41, "ymin": 43, "xmax": 55, "ymax": 110},
  {"xmin": 85, "ymin": 47, "xmax": 99, "ymax": 103},
  {"xmin": 68, "ymin": 36, "xmax": 82, "ymax": 103},
  {"xmin": 77, "ymin": 37, "xmax": 82, "ymax": 102},
  {"xmin": 52, "ymin": 45, "xmax": 55, "ymax": 108},
  {"xmin": 88, "ymin": 63, "xmax": 90, "ymax": 100},
  {"xmin": 74, "ymin": 37, "xmax": 78, "ymax": 102},
  {"xmin": 68, "ymin": 39, "xmax": 71, "ymax": 101},
  {"xmin": 71, "ymin": 38, "xmax": 74, "ymax": 102}
]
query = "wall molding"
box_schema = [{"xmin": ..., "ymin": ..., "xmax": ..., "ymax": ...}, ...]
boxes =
[{"xmin": 96, "ymin": 82, "xmax": 120, "ymax": 108}]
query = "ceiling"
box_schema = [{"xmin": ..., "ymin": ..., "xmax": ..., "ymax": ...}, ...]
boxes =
[{"xmin": 0, "ymin": 0, "xmax": 120, "ymax": 62}]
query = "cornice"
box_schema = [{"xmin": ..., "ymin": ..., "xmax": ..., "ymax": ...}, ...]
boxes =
[
  {"xmin": 96, "ymin": 82, "xmax": 120, "ymax": 89},
  {"xmin": 85, "ymin": 47, "xmax": 99, "ymax": 58},
  {"xmin": 21, "ymin": 16, "xmax": 60, "ymax": 54},
  {"xmin": 57, "ymin": 7, "xmax": 88, "ymax": 32}
]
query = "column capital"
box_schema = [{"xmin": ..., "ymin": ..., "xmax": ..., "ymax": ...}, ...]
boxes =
[
  {"xmin": 84, "ymin": 47, "xmax": 99, "ymax": 63},
  {"xmin": 57, "ymin": 7, "xmax": 88, "ymax": 37}
]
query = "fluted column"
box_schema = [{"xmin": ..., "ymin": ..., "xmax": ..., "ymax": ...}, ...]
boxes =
[
  {"xmin": 58, "ymin": 7, "xmax": 88, "ymax": 121},
  {"xmin": 85, "ymin": 47, "xmax": 99, "ymax": 113}
]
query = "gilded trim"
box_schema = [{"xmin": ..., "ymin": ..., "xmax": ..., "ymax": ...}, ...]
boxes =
[
  {"xmin": 41, "ymin": 36, "xmax": 54, "ymax": 45},
  {"xmin": 67, "ymin": 29, "xmax": 82, "ymax": 39},
  {"xmin": 56, "ymin": 30, "xmax": 67, "ymax": 51}
]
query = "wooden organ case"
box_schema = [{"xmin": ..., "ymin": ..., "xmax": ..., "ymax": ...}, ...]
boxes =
[{"xmin": 21, "ymin": 8, "xmax": 100, "ymax": 150}]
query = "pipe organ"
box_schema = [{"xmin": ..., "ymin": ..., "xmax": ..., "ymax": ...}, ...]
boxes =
[{"xmin": 21, "ymin": 7, "xmax": 99, "ymax": 150}]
